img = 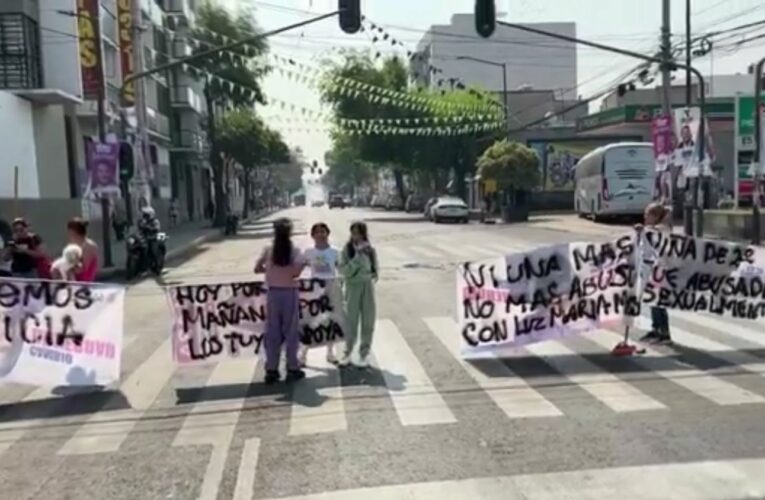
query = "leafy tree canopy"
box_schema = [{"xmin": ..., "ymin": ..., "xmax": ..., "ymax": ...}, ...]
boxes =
[{"xmin": 477, "ymin": 140, "xmax": 540, "ymax": 191}]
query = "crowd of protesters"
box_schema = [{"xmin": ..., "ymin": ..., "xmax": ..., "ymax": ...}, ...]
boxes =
[{"xmin": 0, "ymin": 217, "xmax": 100, "ymax": 282}]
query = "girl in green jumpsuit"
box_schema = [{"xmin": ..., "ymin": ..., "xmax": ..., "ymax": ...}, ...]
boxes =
[{"xmin": 338, "ymin": 221, "xmax": 378, "ymax": 368}]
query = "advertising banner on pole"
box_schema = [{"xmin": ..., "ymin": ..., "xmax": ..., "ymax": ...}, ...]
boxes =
[
  {"xmin": 76, "ymin": 0, "xmax": 104, "ymax": 100},
  {"xmin": 117, "ymin": 0, "xmax": 135, "ymax": 106}
]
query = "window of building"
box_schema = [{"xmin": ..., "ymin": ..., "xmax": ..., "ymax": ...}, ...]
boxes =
[{"xmin": 0, "ymin": 13, "xmax": 42, "ymax": 89}]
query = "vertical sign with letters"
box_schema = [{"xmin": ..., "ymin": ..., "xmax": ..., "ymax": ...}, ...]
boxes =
[
  {"xmin": 117, "ymin": 0, "xmax": 135, "ymax": 106},
  {"xmin": 77, "ymin": 0, "xmax": 104, "ymax": 100}
]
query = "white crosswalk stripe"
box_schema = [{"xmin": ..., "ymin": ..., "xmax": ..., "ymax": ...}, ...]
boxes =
[
  {"xmin": 3, "ymin": 312, "xmax": 765, "ymax": 461},
  {"xmin": 586, "ymin": 330, "xmax": 765, "ymax": 406},
  {"xmin": 371, "ymin": 319, "xmax": 457, "ymax": 426},
  {"xmin": 290, "ymin": 347, "xmax": 347, "ymax": 435},
  {"xmin": 424, "ymin": 317, "xmax": 563, "ymax": 419},
  {"xmin": 58, "ymin": 338, "xmax": 174, "ymax": 455},
  {"xmin": 524, "ymin": 340, "xmax": 667, "ymax": 413},
  {"xmin": 173, "ymin": 358, "xmax": 259, "ymax": 500}
]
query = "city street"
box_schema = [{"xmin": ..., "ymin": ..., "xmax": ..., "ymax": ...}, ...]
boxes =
[{"xmin": 1, "ymin": 207, "xmax": 765, "ymax": 499}]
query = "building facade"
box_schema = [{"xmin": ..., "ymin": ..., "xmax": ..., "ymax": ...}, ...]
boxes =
[{"xmin": 412, "ymin": 14, "xmax": 578, "ymax": 101}]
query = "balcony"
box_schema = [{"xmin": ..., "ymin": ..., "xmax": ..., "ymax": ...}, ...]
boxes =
[
  {"xmin": 0, "ymin": 12, "xmax": 42, "ymax": 90},
  {"xmin": 146, "ymin": 107, "xmax": 170, "ymax": 138},
  {"xmin": 171, "ymin": 84, "xmax": 204, "ymax": 113},
  {"xmin": 167, "ymin": 0, "xmax": 196, "ymax": 28},
  {"xmin": 170, "ymin": 129, "xmax": 207, "ymax": 155},
  {"xmin": 172, "ymin": 37, "xmax": 194, "ymax": 59}
]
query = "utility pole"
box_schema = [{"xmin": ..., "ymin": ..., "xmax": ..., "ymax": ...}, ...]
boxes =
[
  {"xmin": 131, "ymin": 0, "xmax": 150, "ymax": 218},
  {"xmin": 685, "ymin": 0, "xmax": 692, "ymax": 106},
  {"xmin": 660, "ymin": 0, "xmax": 672, "ymax": 116}
]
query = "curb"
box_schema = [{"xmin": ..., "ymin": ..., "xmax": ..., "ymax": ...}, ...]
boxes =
[{"xmin": 97, "ymin": 209, "xmax": 279, "ymax": 281}]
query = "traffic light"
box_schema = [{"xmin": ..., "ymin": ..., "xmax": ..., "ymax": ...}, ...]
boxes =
[
  {"xmin": 118, "ymin": 141, "xmax": 134, "ymax": 180},
  {"xmin": 474, "ymin": 0, "xmax": 496, "ymax": 38},
  {"xmin": 338, "ymin": 0, "xmax": 361, "ymax": 34}
]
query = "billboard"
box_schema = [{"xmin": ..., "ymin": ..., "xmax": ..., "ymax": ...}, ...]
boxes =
[
  {"xmin": 76, "ymin": 0, "xmax": 104, "ymax": 100},
  {"xmin": 527, "ymin": 138, "xmax": 640, "ymax": 192}
]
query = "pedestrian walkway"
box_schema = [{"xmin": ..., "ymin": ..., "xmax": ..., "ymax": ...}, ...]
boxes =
[{"xmin": 3, "ymin": 310, "xmax": 765, "ymax": 461}]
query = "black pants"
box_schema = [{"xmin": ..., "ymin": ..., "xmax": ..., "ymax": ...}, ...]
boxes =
[{"xmin": 651, "ymin": 307, "xmax": 670, "ymax": 336}]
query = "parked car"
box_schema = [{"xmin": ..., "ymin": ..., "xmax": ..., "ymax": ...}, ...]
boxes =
[
  {"xmin": 311, "ymin": 200, "xmax": 325, "ymax": 207},
  {"xmin": 405, "ymin": 194, "xmax": 426, "ymax": 213},
  {"xmin": 430, "ymin": 197, "xmax": 469, "ymax": 223},
  {"xmin": 328, "ymin": 195, "xmax": 346, "ymax": 209},
  {"xmin": 385, "ymin": 195, "xmax": 404, "ymax": 211}
]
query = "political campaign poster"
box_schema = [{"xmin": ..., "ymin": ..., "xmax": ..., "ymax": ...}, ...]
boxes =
[
  {"xmin": 457, "ymin": 234, "xmax": 641, "ymax": 358},
  {"xmin": 87, "ymin": 141, "xmax": 120, "ymax": 196},
  {"xmin": 166, "ymin": 279, "xmax": 345, "ymax": 366},
  {"xmin": 0, "ymin": 279, "xmax": 125, "ymax": 387}
]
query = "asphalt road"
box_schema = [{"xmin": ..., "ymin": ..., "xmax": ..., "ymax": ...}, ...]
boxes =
[{"xmin": 1, "ymin": 208, "xmax": 765, "ymax": 500}]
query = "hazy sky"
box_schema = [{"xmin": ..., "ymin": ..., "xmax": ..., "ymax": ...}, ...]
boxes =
[{"xmin": 219, "ymin": 0, "xmax": 765, "ymax": 167}]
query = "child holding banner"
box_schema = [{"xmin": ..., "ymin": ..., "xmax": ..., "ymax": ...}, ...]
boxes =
[
  {"xmin": 338, "ymin": 221, "xmax": 378, "ymax": 368},
  {"xmin": 299, "ymin": 222, "xmax": 342, "ymax": 366},
  {"xmin": 255, "ymin": 218, "xmax": 307, "ymax": 384},
  {"xmin": 639, "ymin": 202, "xmax": 673, "ymax": 345}
]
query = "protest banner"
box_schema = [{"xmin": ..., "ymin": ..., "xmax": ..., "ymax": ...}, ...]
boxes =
[
  {"xmin": 0, "ymin": 279, "xmax": 124, "ymax": 386},
  {"xmin": 457, "ymin": 234, "xmax": 641, "ymax": 358},
  {"xmin": 639, "ymin": 230, "xmax": 765, "ymax": 320},
  {"xmin": 166, "ymin": 279, "xmax": 345, "ymax": 365}
]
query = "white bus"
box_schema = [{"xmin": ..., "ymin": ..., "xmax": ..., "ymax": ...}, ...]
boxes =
[{"xmin": 574, "ymin": 142, "xmax": 655, "ymax": 219}]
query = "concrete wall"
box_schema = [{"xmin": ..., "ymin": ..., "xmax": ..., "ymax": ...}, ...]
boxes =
[
  {"xmin": 32, "ymin": 105, "xmax": 71, "ymax": 198},
  {"xmin": 39, "ymin": 0, "xmax": 81, "ymax": 96},
  {"xmin": 0, "ymin": 92, "xmax": 39, "ymax": 197}
]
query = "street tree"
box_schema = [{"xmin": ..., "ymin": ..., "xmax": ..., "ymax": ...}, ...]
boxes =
[
  {"xmin": 194, "ymin": 1, "xmax": 270, "ymax": 227},
  {"xmin": 216, "ymin": 108, "xmax": 267, "ymax": 217},
  {"xmin": 320, "ymin": 52, "xmax": 503, "ymax": 202},
  {"xmin": 477, "ymin": 140, "xmax": 540, "ymax": 221},
  {"xmin": 323, "ymin": 136, "xmax": 374, "ymax": 196}
]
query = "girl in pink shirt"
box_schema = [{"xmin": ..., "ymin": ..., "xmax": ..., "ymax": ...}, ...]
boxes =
[
  {"xmin": 67, "ymin": 217, "xmax": 100, "ymax": 282},
  {"xmin": 255, "ymin": 218, "xmax": 306, "ymax": 384}
]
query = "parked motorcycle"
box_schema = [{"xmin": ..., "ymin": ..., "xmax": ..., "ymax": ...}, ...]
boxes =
[{"xmin": 125, "ymin": 231, "xmax": 168, "ymax": 279}]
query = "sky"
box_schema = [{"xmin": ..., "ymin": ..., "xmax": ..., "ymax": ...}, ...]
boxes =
[{"xmin": 217, "ymin": 0, "xmax": 765, "ymax": 170}]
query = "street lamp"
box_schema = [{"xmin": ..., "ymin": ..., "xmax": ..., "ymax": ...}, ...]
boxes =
[{"xmin": 456, "ymin": 56, "xmax": 509, "ymax": 136}]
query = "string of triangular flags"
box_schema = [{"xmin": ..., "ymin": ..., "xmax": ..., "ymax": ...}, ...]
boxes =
[
  {"xmin": 171, "ymin": 23, "xmax": 502, "ymax": 117},
  {"xmin": 265, "ymin": 114, "xmax": 502, "ymax": 126},
  {"xmin": 271, "ymin": 122, "xmax": 503, "ymax": 136},
  {"xmin": 361, "ymin": 18, "xmax": 468, "ymax": 90}
]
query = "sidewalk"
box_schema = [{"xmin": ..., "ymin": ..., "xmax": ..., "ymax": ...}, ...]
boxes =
[{"xmin": 97, "ymin": 210, "xmax": 275, "ymax": 280}]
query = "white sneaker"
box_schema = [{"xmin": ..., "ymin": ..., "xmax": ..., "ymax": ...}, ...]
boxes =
[
  {"xmin": 356, "ymin": 356, "xmax": 369, "ymax": 368},
  {"xmin": 337, "ymin": 355, "xmax": 351, "ymax": 367},
  {"xmin": 326, "ymin": 349, "xmax": 338, "ymax": 365}
]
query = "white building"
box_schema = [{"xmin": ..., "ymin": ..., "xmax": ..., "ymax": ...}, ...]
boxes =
[{"xmin": 412, "ymin": 14, "xmax": 578, "ymax": 100}]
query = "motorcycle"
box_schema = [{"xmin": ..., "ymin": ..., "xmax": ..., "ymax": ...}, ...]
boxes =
[
  {"xmin": 125, "ymin": 231, "xmax": 168, "ymax": 279},
  {"xmin": 224, "ymin": 214, "xmax": 239, "ymax": 236}
]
